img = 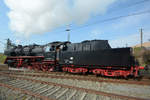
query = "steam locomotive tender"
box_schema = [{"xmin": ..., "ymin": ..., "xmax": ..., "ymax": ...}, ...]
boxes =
[{"xmin": 4, "ymin": 39, "xmax": 144, "ymax": 78}]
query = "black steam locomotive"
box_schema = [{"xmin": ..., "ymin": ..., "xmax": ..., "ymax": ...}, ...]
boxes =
[{"xmin": 4, "ymin": 39, "xmax": 144, "ymax": 78}]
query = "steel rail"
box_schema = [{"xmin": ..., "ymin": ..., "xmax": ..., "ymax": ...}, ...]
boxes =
[
  {"xmin": 1, "ymin": 72, "xmax": 150, "ymax": 86},
  {"xmin": 0, "ymin": 82, "xmax": 56, "ymax": 100},
  {"xmin": 0, "ymin": 73, "xmax": 149, "ymax": 100}
]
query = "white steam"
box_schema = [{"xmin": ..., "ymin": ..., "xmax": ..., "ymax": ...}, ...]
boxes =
[{"xmin": 4, "ymin": 0, "xmax": 116, "ymax": 37}]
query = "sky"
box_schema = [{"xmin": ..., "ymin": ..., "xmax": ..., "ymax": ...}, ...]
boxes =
[{"xmin": 0, "ymin": 0, "xmax": 150, "ymax": 52}]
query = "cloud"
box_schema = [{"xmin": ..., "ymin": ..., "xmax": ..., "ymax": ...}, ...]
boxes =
[
  {"xmin": 109, "ymin": 30, "xmax": 150, "ymax": 48},
  {"xmin": 4, "ymin": 0, "xmax": 117, "ymax": 37},
  {"xmin": 72, "ymin": 0, "xmax": 116, "ymax": 24}
]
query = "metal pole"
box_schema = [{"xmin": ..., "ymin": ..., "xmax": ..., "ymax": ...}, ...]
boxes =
[
  {"xmin": 140, "ymin": 28, "xmax": 143, "ymax": 48},
  {"xmin": 66, "ymin": 24, "xmax": 71, "ymax": 42},
  {"xmin": 68, "ymin": 30, "xmax": 70, "ymax": 42}
]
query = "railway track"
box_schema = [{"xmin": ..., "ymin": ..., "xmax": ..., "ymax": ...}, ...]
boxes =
[
  {"xmin": 0, "ymin": 70, "xmax": 150, "ymax": 100},
  {"xmin": 1, "ymin": 70, "xmax": 150, "ymax": 86},
  {"xmin": 0, "ymin": 73, "xmax": 149, "ymax": 100},
  {"xmin": 2, "ymin": 67, "xmax": 150, "ymax": 80}
]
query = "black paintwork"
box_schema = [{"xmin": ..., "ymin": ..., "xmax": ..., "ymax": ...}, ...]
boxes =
[
  {"xmin": 59, "ymin": 48, "xmax": 135, "ymax": 67},
  {"xmin": 4, "ymin": 39, "xmax": 136, "ymax": 67}
]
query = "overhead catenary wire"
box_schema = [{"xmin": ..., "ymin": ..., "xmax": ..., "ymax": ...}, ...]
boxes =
[
  {"xmin": 45, "ymin": 0, "xmax": 150, "ymax": 34},
  {"xmin": 68, "ymin": 0, "xmax": 150, "ymax": 31},
  {"xmin": 126, "ymin": 0, "xmax": 150, "ymax": 7},
  {"xmin": 49, "ymin": 10, "xmax": 150, "ymax": 34},
  {"xmin": 0, "ymin": 0, "xmax": 149, "ymax": 45},
  {"xmin": 71, "ymin": 10, "xmax": 150, "ymax": 31},
  {"xmin": 93, "ymin": 0, "xmax": 150, "ymax": 18},
  {"xmin": 1, "ymin": 10, "xmax": 149, "ymax": 45}
]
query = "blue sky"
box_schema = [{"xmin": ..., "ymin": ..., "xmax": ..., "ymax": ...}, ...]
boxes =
[{"xmin": 0, "ymin": 0, "xmax": 150, "ymax": 52}]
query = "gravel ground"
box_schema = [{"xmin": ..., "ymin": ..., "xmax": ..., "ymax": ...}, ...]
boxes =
[
  {"xmin": 0, "ymin": 65, "xmax": 8, "ymax": 71},
  {"xmin": 0, "ymin": 68, "xmax": 150, "ymax": 100},
  {"xmin": 0, "ymin": 84, "xmax": 30, "ymax": 100},
  {"xmin": 0, "ymin": 76, "xmax": 135, "ymax": 100},
  {"xmin": 20, "ymin": 75, "xmax": 150, "ymax": 99}
]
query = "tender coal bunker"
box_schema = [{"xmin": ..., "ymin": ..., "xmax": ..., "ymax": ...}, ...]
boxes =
[
  {"xmin": 66, "ymin": 40, "xmax": 111, "ymax": 52},
  {"xmin": 59, "ymin": 48, "xmax": 135, "ymax": 67}
]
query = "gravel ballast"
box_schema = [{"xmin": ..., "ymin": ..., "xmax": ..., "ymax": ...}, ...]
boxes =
[{"xmin": 21, "ymin": 76, "xmax": 150, "ymax": 99}]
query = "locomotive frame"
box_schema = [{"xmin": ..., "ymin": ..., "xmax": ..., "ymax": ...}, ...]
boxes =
[{"xmin": 5, "ymin": 56, "xmax": 55, "ymax": 72}]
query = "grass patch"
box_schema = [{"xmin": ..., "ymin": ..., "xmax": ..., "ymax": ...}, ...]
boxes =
[
  {"xmin": 133, "ymin": 47, "xmax": 150, "ymax": 66},
  {"xmin": 0, "ymin": 53, "xmax": 7, "ymax": 64}
]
